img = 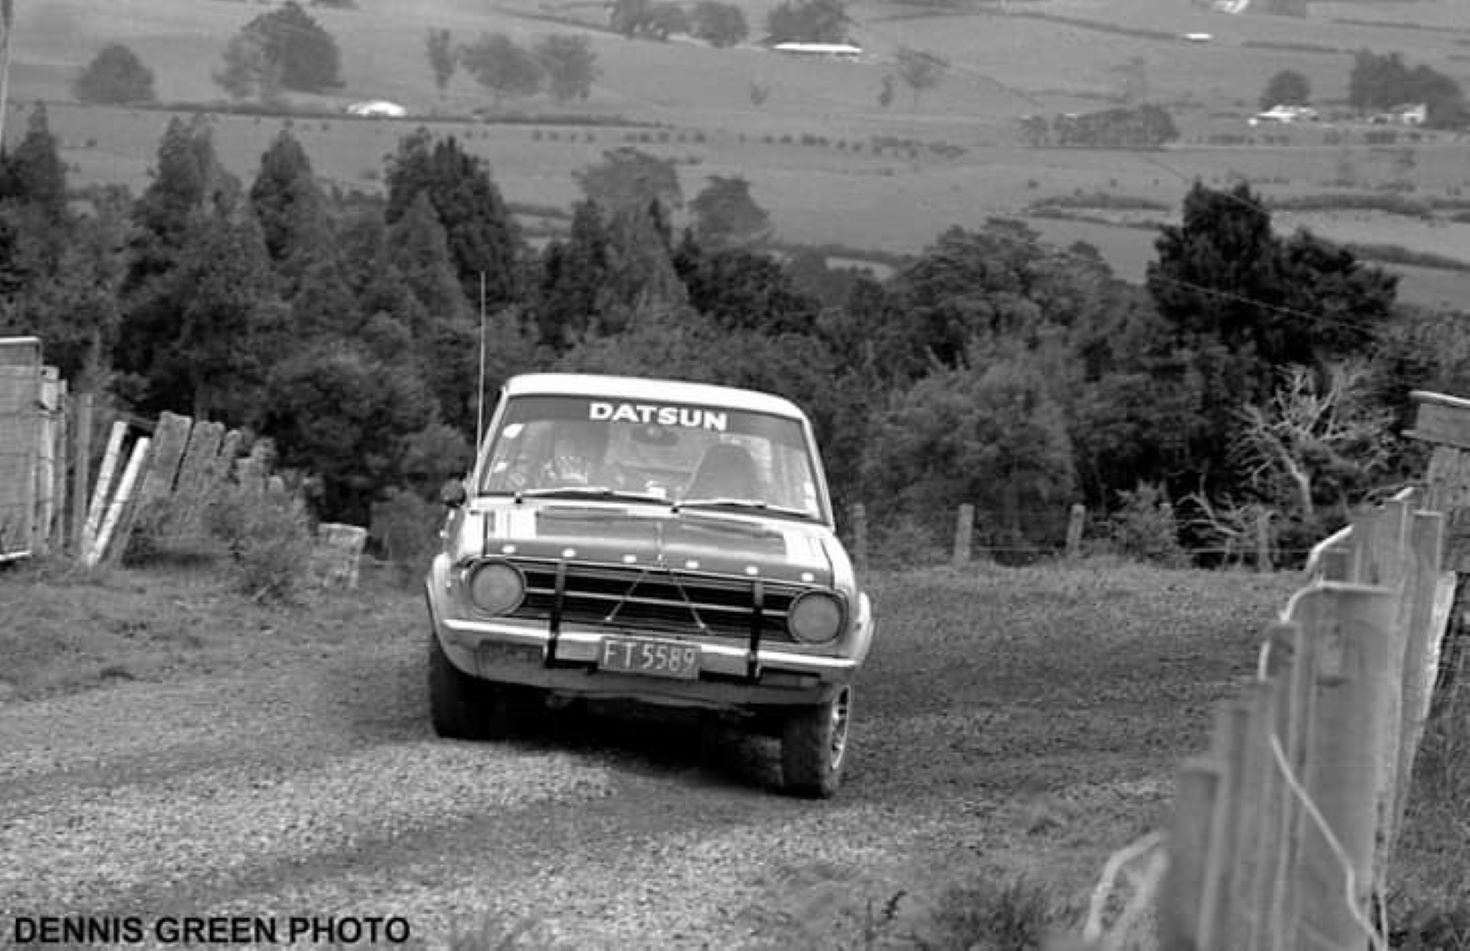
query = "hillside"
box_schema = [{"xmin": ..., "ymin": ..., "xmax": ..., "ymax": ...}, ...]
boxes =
[{"xmin": 10, "ymin": 0, "xmax": 1470, "ymax": 303}]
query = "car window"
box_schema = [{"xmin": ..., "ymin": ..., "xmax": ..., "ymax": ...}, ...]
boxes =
[{"xmin": 478, "ymin": 395, "xmax": 824, "ymax": 519}]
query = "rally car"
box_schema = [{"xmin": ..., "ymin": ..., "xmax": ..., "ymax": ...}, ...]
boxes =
[{"xmin": 424, "ymin": 373, "xmax": 874, "ymax": 797}]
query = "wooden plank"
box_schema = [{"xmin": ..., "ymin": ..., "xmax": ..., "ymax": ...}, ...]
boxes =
[
  {"xmin": 85, "ymin": 436, "xmax": 149, "ymax": 568},
  {"xmin": 1270, "ymin": 604, "xmax": 1320, "ymax": 950},
  {"xmin": 34, "ymin": 367, "xmax": 59, "ymax": 556},
  {"xmin": 1159, "ymin": 756, "xmax": 1222, "ymax": 951},
  {"xmin": 951, "ymin": 503, "xmax": 974, "ymax": 566},
  {"xmin": 82, "ymin": 421, "xmax": 126, "ymax": 555},
  {"xmin": 1200, "ymin": 698, "xmax": 1252, "ymax": 950},
  {"xmin": 1295, "ymin": 583, "xmax": 1398, "ymax": 951},
  {"xmin": 102, "ymin": 436, "xmax": 157, "ymax": 567},
  {"xmin": 136, "ymin": 411, "xmax": 191, "ymax": 506},
  {"xmin": 1250, "ymin": 624, "xmax": 1297, "ymax": 951},
  {"xmin": 50, "ymin": 378, "xmax": 67, "ymax": 552},
  {"xmin": 1066, "ymin": 503, "xmax": 1085, "ymax": 559},
  {"xmin": 849, "ymin": 502, "xmax": 868, "ymax": 576},
  {"xmin": 1406, "ymin": 390, "xmax": 1470, "ymax": 451},
  {"xmin": 1383, "ymin": 512, "xmax": 1446, "ymax": 876},
  {"xmin": 169, "ymin": 420, "xmax": 225, "ymax": 539},
  {"xmin": 70, "ymin": 392, "xmax": 92, "ymax": 554}
]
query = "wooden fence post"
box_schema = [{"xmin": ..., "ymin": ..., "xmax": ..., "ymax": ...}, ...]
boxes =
[
  {"xmin": 1387, "ymin": 511, "xmax": 1454, "ymax": 870},
  {"xmin": 69, "ymin": 391, "xmax": 91, "ymax": 555},
  {"xmin": 1293, "ymin": 583, "xmax": 1399, "ymax": 951},
  {"xmin": 850, "ymin": 502, "xmax": 868, "ymax": 576},
  {"xmin": 1255, "ymin": 508, "xmax": 1272, "ymax": 573},
  {"xmin": 1066, "ymin": 503, "xmax": 1085, "ymax": 560},
  {"xmin": 951, "ymin": 503, "xmax": 973, "ymax": 566},
  {"xmin": 1199, "ymin": 698, "xmax": 1252, "ymax": 949},
  {"xmin": 1407, "ymin": 389, "xmax": 1470, "ymax": 719},
  {"xmin": 1159, "ymin": 757, "xmax": 1222, "ymax": 949}
]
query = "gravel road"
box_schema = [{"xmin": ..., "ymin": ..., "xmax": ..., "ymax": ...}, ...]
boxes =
[{"xmin": 1, "ymin": 567, "xmax": 1279, "ymax": 950}]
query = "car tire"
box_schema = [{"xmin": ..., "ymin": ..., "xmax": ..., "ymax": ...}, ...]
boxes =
[
  {"xmin": 780, "ymin": 686, "xmax": 852, "ymax": 799},
  {"xmin": 428, "ymin": 626, "xmax": 482, "ymax": 738},
  {"xmin": 428, "ymin": 628, "xmax": 515, "ymax": 740}
]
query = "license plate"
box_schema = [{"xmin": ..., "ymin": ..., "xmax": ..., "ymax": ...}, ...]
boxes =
[{"xmin": 598, "ymin": 637, "xmax": 700, "ymax": 680}]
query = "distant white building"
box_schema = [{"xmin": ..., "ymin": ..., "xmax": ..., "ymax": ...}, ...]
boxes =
[
  {"xmin": 345, "ymin": 100, "xmax": 408, "ymax": 118},
  {"xmin": 770, "ymin": 42, "xmax": 863, "ymax": 60}
]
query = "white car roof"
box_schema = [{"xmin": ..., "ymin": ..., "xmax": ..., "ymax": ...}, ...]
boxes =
[{"xmin": 504, "ymin": 373, "xmax": 808, "ymax": 420}]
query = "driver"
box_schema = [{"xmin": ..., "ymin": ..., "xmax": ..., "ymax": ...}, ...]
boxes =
[{"xmin": 542, "ymin": 418, "xmax": 615, "ymax": 488}]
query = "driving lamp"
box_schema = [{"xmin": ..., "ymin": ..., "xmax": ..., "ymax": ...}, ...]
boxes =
[
  {"xmin": 467, "ymin": 561, "xmax": 525, "ymax": 615},
  {"xmin": 787, "ymin": 591, "xmax": 844, "ymax": 644}
]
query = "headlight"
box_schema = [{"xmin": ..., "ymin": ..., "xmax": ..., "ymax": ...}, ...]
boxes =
[
  {"xmin": 787, "ymin": 591, "xmax": 844, "ymax": 644},
  {"xmin": 467, "ymin": 561, "xmax": 524, "ymax": 615}
]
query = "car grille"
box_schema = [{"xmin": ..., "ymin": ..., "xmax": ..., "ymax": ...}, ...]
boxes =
[{"xmin": 506, "ymin": 559, "xmax": 802, "ymax": 643}]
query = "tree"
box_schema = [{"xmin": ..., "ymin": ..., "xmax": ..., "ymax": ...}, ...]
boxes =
[
  {"xmin": 117, "ymin": 115, "xmax": 245, "ymax": 414},
  {"xmin": 861, "ymin": 354, "xmax": 1077, "ymax": 550},
  {"xmin": 74, "ymin": 44, "xmax": 156, "ymax": 104},
  {"xmin": 573, "ymin": 147, "xmax": 682, "ymax": 215},
  {"xmin": 675, "ymin": 240, "xmax": 817, "ymax": 335},
  {"xmin": 248, "ymin": 128, "xmax": 333, "ymax": 280},
  {"xmin": 689, "ymin": 175, "xmax": 771, "ymax": 249},
  {"xmin": 534, "ymin": 34, "xmax": 598, "ymax": 102},
  {"xmin": 895, "ymin": 47, "xmax": 947, "ymax": 108},
  {"xmin": 1349, "ymin": 49, "xmax": 1465, "ymax": 126},
  {"xmin": 169, "ymin": 210, "xmax": 286, "ymax": 421},
  {"xmin": 215, "ymin": 1, "xmax": 342, "ymax": 98},
  {"xmin": 216, "ymin": 29, "xmax": 283, "ymax": 103},
  {"xmin": 765, "ymin": 0, "xmax": 850, "ymax": 43},
  {"xmin": 263, "ymin": 341, "xmax": 437, "ymax": 525},
  {"xmin": 1234, "ymin": 362, "xmax": 1392, "ymax": 518},
  {"xmin": 646, "ymin": 2, "xmax": 691, "ymax": 39},
  {"xmin": 598, "ymin": 202, "xmax": 687, "ymax": 325},
  {"xmin": 1260, "ymin": 69, "xmax": 1310, "ymax": 109},
  {"xmin": 459, "ymin": 33, "xmax": 544, "ymax": 103},
  {"xmin": 536, "ymin": 199, "xmax": 611, "ymax": 346},
  {"xmin": 0, "ymin": 104, "xmax": 67, "ymax": 223},
  {"xmin": 610, "ymin": 0, "xmax": 654, "ymax": 37},
  {"xmin": 426, "ymin": 28, "xmax": 456, "ymax": 97},
  {"xmin": 384, "ymin": 129, "xmax": 526, "ymax": 310},
  {"xmin": 692, "ymin": 1, "xmax": 748, "ymax": 48}
]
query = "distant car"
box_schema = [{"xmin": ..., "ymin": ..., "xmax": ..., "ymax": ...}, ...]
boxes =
[
  {"xmin": 425, "ymin": 373, "xmax": 876, "ymax": 798},
  {"xmin": 344, "ymin": 100, "xmax": 407, "ymax": 118},
  {"xmin": 1181, "ymin": 32, "xmax": 1213, "ymax": 43},
  {"xmin": 1249, "ymin": 104, "xmax": 1318, "ymax": 127}
]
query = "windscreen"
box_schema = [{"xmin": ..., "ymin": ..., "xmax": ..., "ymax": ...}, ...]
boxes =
[{"xmin": 478, "ymin": 395, "xmax": 824, "ymax": 519}]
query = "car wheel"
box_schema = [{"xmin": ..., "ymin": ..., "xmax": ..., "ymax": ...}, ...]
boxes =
[
  {"xmin": 780, "ymin": 686, "xmax": 852, "ymax": 799},
  {"xmin": 427, "ymin": 628, "xmax": 514, "ymax": 740}
]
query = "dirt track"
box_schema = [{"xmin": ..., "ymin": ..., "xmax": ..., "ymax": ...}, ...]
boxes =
[{"xmin": 0, "ymin": 565, "xmax": 1292, "ymax": 949}]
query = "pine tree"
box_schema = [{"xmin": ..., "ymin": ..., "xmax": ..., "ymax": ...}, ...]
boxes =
[
  {"xmin": 248, "ymin": 128, "xmax": 333, "ymax": 277},
  {"xmin": 384, "ymin": 130, "xmax": 525, "ymax": 309}
]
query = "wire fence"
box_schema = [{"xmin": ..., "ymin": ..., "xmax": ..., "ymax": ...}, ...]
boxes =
[{"xmin": 1064, "ymin": 390, "xmax": 1470, "ymax": 951}]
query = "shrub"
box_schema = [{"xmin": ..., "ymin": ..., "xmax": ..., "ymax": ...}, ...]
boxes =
[
  {"xmin": 868, "ymin": 515, "xmax": 945, "ymax": 569},
  {"xmin": 917, "ymin": 873, "xmax": 1061, "ymax": 950},
  {"xmin": 369, "ymin": 487, "xmax": 442, "ymax": 586},
  {"xmin": 206, "ymin": 481, "xmax": 315, "ymax": 603},
  {"xmin": 1105, "ymin": 483, "xmax": 1189, "ymax": 567}
]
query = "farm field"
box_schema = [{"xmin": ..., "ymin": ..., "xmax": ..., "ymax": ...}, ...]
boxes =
[{"xmin": 12, "ymin": 0, "xmax": 1470, "ymax": 308}]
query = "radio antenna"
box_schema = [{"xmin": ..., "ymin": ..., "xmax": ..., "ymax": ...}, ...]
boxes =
[{"xmin": 476, "ymin": 271, "xmax": 488, "ymax": 449}]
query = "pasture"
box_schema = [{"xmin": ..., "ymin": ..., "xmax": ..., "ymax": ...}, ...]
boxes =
[{"xmin": 12, "ymin": 0, "xmax": 1470, "ymax": 307}]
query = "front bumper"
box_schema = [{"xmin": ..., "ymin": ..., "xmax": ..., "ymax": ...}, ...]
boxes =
[{"xmin": 432, "ymin": 612, "xmax": 860, "ymax": 709}]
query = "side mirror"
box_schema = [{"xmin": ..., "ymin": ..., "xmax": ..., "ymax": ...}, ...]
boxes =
[{"xmin": 440, "ymin": 479, "xmax": 467, "ymax": 508}]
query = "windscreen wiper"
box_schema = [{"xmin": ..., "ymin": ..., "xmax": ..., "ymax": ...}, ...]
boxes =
[
  {"xmin": 672, "ymin": 497, "xmax": 813, "ymax": 519},
  {"xmin": 514, "ymin": 486, "xmax": 670, "ymax": 504}
]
